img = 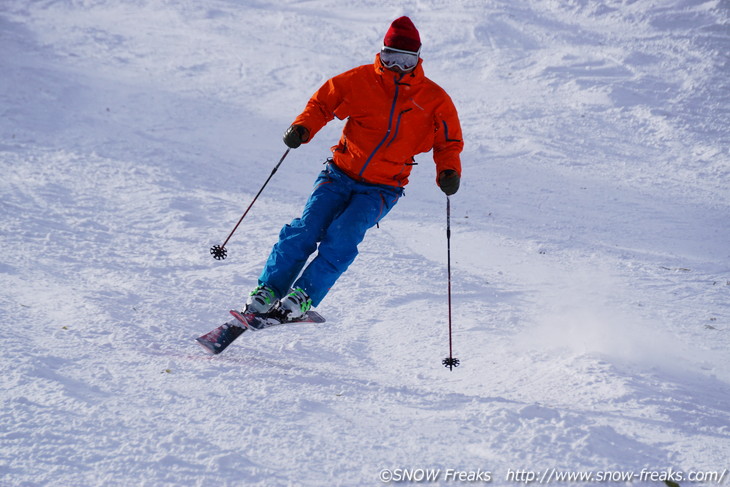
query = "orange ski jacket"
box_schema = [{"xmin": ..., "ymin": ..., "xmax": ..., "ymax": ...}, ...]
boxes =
[{"xmin": 292, "ymin": 54, "xmax": 463, "ymax": 188}]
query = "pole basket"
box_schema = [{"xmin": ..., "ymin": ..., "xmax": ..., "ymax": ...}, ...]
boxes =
[
  {"xmin": 442, "ymin": 357, "xmax": 460, "ymax": 370},
  {"xmin": 210, "ymin": 245, "xmax": 228, "ymax": 260}
]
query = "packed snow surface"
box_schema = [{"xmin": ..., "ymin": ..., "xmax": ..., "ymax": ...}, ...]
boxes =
[{"xmin": 1, "ymin": 1, "xmax": 728, "ymax": 486}]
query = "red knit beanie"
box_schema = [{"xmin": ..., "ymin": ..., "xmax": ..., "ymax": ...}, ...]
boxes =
[{"xmin": 384, "ymin": 16, "xmax": 421, "ymax": 53}]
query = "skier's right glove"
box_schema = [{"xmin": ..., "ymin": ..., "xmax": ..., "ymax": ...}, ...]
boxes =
[{"xmin": 283, "ymin": 124, "xmax": 310, "ymax": 149}]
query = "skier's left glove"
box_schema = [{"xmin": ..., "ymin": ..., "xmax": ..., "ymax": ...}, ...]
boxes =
[
  {"xmin": 437, "ymin": 170, "xmax": 460, "ymax": 196},
  {"xmin": 283, "ymin": 125, "xmax": 310, "ymax": 149}
]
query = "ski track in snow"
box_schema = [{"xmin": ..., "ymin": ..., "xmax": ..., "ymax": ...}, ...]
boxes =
[{"xmin": 1, "ymin": 1, "xmax": 728, "ymax": 486}]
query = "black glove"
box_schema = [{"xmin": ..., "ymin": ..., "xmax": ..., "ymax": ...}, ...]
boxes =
[
  {"xmin": 283, "ymin": 124, "xmax": 310, "ymax": 149},
  {"xmin": 437, "ymin": 170, "xmax": 460, "ymax": 196}
]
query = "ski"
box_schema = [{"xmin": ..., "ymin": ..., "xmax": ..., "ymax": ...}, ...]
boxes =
[
  {"xmin": 229, "ymin": 309, "xmax": 326, "ymax": 331},
  {"xmin": 195, "ymin": 319, "xmax": 246, "ymax": 355},
  {"xmin": 195, "ymin": 310, "xmax": 326, "ymax": 355}
]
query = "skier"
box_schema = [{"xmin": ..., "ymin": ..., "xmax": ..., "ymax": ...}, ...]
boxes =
[{"xmin": 245, "ymin": 16, "xmax": 464, "ymax": 321}]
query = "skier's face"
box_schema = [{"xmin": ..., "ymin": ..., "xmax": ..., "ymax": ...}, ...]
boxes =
[{"xmin": 380, "ymin": 46, "xmax": 419, "ymax": 73}]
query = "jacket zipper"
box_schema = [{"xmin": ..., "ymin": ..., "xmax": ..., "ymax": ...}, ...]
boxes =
[
  {"xmin": 386, "ymin": 108, "xmax": 412, "ymax": 147},
  {"xmin": 359, "ymin": 74, "xmax": 404, "ymax": 179}
]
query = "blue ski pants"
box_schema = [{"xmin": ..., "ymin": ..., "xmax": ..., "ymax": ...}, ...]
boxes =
[{"xmin": 259, "ymin": 162, "xmax": 403, "ymax": 307}]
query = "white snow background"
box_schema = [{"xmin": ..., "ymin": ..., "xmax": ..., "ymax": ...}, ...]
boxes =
[{"xmin": 1, "ymin": 1, "xmax": 729, "ymax": 486}]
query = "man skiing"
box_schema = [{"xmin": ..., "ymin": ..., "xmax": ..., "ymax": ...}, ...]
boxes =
[{"xmin": 245, "ymin": 16, "xmax": 464, "ymax": 321}]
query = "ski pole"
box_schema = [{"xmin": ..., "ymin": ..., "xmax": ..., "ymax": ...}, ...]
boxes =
[
  {"xmin": 442, "ymin": 196, "xmax": 460, "ymax": 370},
  {"xmin": 210, "ymin": 148, "xmax": 291, "ymax": 260}
]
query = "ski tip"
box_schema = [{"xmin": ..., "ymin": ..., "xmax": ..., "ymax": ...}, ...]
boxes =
[{"xmin": 195, "ymin": 337, "xmax": 221, "ymax": 355}]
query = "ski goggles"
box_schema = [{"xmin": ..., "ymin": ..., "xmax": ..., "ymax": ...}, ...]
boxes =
[{"xmin": 380, "ymin": 46, "xmax": 420, "ymax": 72}]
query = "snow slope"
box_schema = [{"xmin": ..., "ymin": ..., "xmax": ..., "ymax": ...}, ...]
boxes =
[{"xmin": 1, "ymin": 0, "xmax": 728, "ymax": 485}]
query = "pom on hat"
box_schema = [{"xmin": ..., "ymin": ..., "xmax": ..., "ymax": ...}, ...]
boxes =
[{"xmin": 383, "ymin": 16, "xmax": 421, "ymax": 53}]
